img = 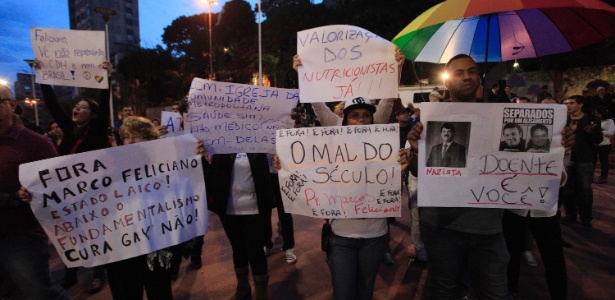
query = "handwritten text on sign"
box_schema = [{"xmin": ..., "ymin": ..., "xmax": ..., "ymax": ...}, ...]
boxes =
[
  {"xmin": 418, "ymin": 103, "xmax": 566, "ymax": 211},
  {"xmin": 185, "ymin": 78, "xmax": 298, "ymax": 154},
  {"xmin": 161, "ymin": 111, "xmax": 183, "ymax": 137},
  {"xmin": 19, "ymin": 135, "xmax": 207, "ymax": 268},
  {"xmin": 31, "ymin": 27, "xmax": 108, "ymax": 89},
  {"xmin": 276, "ymin": 124, "xmax": 401, "ymax": 218},
  {"xmin": 297, "ymin": 25, "xmax": 398, "ymax": 103}
]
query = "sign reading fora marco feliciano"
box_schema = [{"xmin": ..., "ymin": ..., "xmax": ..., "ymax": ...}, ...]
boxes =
[{"xmin": 19, "ymin": 135, "xmax": 207, "ymax": 268}]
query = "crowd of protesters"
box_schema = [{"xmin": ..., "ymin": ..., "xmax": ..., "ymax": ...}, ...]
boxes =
[{"xmin": 1, "ymin": 44, "xmax": 613, "ymax": 300}]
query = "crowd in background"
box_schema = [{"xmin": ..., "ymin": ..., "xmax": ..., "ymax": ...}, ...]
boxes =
[{"xmin": 1, "ymin": 50, "xmax": 613, "ymax": 300}]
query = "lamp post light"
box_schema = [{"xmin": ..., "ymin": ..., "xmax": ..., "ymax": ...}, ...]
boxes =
[
  {"xmin": 202, "ymin": 0, "xmax": 218, "ymax": 79},
  {"xmin": 23, "ymin": 59, "xmax": 39, "ymax": 126},
  {"xmin": 24, "ymin": 98, "xmax": 39, "ymax": 126},
  {"xmin": 94, "ymin": 7, "xmax": 117, "ymax": 125}
]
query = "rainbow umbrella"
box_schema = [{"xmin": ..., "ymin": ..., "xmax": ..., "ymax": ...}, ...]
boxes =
[{"xmin": 392, "ymin": 0, "xmax": 615, "ymax": 63}]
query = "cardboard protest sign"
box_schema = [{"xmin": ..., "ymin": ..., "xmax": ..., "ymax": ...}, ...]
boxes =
[
  {"xmin": 31, "ymin": 27, "xmax": 108, "ymax": 89},
  {"xmin": 19, "ymin": 135, "xmax": 207, "ymax": 268},
  {"xmin": 161, "ymin": 111, "xmax": 183, "ymax": 137},
  {"xmin": 185, "ymin": 78, "xmax": 298, "ymax": 154},
  {"xmin": 418, "ymin": 103, "xmax": 567, "ymax": 211},
  {"xmin": 276, "ymin": 124, "xmax": 402, "ymax": 218},
  {"xmin": 297, "ymin": 25, "xmax": 398, "ymax": 103}
]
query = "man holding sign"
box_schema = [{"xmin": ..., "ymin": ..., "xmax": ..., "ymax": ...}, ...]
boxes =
[
  {"xmin": 406, "ymin": 54, "xmax": 575, "ymax": 299},
  {"xmin": 0, "ymin": 84, "xmax": 70, "ymax": 299}
]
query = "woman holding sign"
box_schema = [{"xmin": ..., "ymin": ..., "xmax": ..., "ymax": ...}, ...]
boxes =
[
  {"xmin": 275, "ymin": 97, "xmax": 408, "ymax": 300},
  {"xmin": 198, "ymin": 145, "xmax": 273, "ymax": 300},
  {"xmin": 35, "ymin": 60, "xmax": 112, "ymax": 293},
  {"xmin": 106, "ymin": 116, "xmax": 175, "ymax": 300}
]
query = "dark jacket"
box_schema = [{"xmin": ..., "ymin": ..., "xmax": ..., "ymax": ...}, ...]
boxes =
[
  {"xmin": 203, "ymin": 153, "xmax": 274, "ymax": 216},
  {"xmin": 41, "ymin": 84, "xmax": 111, "ymax": 155},
  {"xmin": 426, "ymin": 141, "xmax": 467, "ymax": 168},
  {"xmin": 568, "ymin": 114, "xmax": 603, "ymax": 164}
]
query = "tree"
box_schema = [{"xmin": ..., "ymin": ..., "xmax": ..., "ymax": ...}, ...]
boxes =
[
  {"xmin": 162, "ymin": 14, "xmax": 213, "ymax": 79},
  {"xmin": 116, "ymin": 46, "xmax": 181, "ymax": 115}
]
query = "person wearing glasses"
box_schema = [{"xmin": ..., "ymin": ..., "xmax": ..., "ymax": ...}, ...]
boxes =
[
  {"xmin": 105, "ymin": 116, "xmax": 176, "ymax": 300},
  {"xmin": 1, "ymin": 84, "xmax": 71, "ymax": 300}
]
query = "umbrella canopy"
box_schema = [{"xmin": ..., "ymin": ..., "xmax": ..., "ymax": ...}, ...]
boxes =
[{"xmin": 393, "ymin": 0, "xmax": 615, "ymax": 63}]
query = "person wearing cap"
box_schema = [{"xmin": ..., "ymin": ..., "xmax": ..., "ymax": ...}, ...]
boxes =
[
  {"xmin": 396, "ymin": 107, "xmax": 414, "ymax": 148},
  {"xmin": 274, "ymin": 96, "xmax": 408, "ymax": 299},
  {"xmin": 590, "ymin": 86, "xmax": 613, "ymax": 115}
]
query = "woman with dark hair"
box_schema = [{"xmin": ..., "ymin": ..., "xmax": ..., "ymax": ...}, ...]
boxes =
[
  {"xmin": 46, "ymin": 121, "xmax": 63, "ymax": 151},
  {"xmin": 36, "ymin": 60, "xmax": 112, "ymax": 293},
  {"xmin": 594, "ymin": 105, "xmax": 614, "ymax": 184},
  {"xmin": 197, "ymin": 145, "xmax": 273, "ymax": 300}
]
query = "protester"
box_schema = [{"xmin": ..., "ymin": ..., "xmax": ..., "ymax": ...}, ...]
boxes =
[
  {"xmin": 593, "ymin": 105, "xmax": 614, "ymax": 184},
  {"xmin": 1, "ymin": 83, "xmax": 71, "ymax": 300},
  {"xmin": 105, "ymin": 116, "xmax": 175, "ymax": 300},
  {"xmin": 45, "ymin": 121, "xmax": 63, "ymax": 151},
  {"xmin": 275, "ymin": 96, "xmax": 408, "ymax": 299},
  {"xmin": 35, "ymin": 59, "xmax": 112, "ymax": 293},
  {"xmin": 430, "ymin": 87, "xmax": 445, "ymax": 102},
  {"xmin": 264, "ymin": 153, "xmax": 297, "ymax": 264},
  {"xmin": 406, "ymin": 54, "xmax": 575, "ymax": 298},
  {"xmin": 561, "ymin": 95, "xmax": 602, "ymax": 229},
  {"xmin": 199, "ymin": 145, "xmax": 273, "ymax": 300}
]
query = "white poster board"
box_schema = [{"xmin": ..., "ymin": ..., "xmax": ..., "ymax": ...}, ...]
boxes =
[
  {"xmin": 185, "ymin": 78, "xmax": 298, "ymax": 154},
  {"xmin": 297, "ymin": 25, "xmax": 398, "ymax": 103},
  {"xmin": 19, "ymin": 135, "xmax": 207, "ymax": 268},
  {"xmin": 418, "ymin": 103, "xmax": 567, "ymax": 211},
  {"xmin": 31, "ymin": 27, "xmax": 108, "ymax": 89},
  {"xmin": 161, "ymin": 111, "xmax": 184, "ymax": 137},
  {"xmin": 276, "ymin": 124, "xmax": 402, "ymax": 218}
]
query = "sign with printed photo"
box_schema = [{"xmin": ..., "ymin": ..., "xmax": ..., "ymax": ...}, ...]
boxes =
[{"xmin": 418, "ymin": 103, "xmax": 567, "ymax": 211}]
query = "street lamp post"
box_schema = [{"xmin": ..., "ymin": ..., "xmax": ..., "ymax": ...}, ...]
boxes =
[
  {"xmin": 24, "ymin": 59, "xmax": 39, "ymax": 126},
  {"xmin": 203, "ymin": 0, "xmax": 218, "ymax": 79},
  {"xmin": 258, "ymin": 0, "xmax": 263, "ymax": 86},
  {"xmin": 94, "ymin": 7, "xmax": 117, "ymax": 125}
]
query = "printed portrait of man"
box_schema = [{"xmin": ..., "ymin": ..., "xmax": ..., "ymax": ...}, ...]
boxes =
[
  {"xmin": 426, "ymin": 122, "xmax": 467, "ymax": 168},
  {"xmin": 499, "ymin": 123, "xmax": 527, "ymax": 152},
  {"xmin": 526, "ymin": 124, "xmax": 551, "ymax": 153}
]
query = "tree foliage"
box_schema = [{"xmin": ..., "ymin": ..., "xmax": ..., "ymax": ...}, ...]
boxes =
[{"xmin": 115, "ymin": 46, "xmax": 180, "ymax": 115}]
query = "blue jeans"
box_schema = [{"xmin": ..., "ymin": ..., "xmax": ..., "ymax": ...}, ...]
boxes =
[
  {"xmin": 420, "ymin": 223, "xmax": 509, "ymax": 300},
  {"xmin": 0, "ymin": 235, "xmax": 70, "ymax": 300},
  {"xmin": 327, "ymin": 233, "xmax": 386, "ymax": 300},
  {"xmin": 563, "ymin": 162, "xmax": 594, "ymax": 221}
]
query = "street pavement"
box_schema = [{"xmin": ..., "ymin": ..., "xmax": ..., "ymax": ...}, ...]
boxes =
[{"xmin": 49, "ymin": 155, "xmax": 615, "ymax": 300}]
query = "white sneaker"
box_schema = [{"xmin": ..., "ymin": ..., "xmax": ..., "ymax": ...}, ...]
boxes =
[
  {"xmin": 522, "ymin": 251, "xmax": 537, "ymax": 267},
  {"xmin": 284, "ymin": 248, "xmax": 297, "ymax": 264}
]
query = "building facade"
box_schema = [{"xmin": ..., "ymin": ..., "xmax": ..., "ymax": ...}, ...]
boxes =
[{"xmin": 68, "ymin": 0, "xmax": 140, "ymax": 65}]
